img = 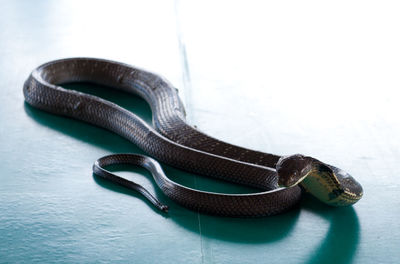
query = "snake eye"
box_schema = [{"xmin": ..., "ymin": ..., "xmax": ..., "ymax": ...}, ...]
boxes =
[{"xmin": 276, "ymin": 154, "xmax": 314, "ymax": 187}]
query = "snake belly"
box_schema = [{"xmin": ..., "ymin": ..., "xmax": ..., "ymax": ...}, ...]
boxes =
[{"xmin": 23, "ymin": 57, "xmax": 301, "ymax": 217}]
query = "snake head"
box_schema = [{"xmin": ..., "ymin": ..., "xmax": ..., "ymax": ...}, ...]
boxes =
[
  {"xmin": 276, "ymin": 154, "xmax": 314, "ymax": 187},
  {"xmin": 277, "ymin": 154, "xmax": 364, "ymax": 206}
]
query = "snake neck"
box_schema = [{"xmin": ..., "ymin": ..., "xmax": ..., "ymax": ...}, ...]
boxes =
[{"xmin": 300, "ymin": 162, "xmax": 363, "ymax": 207}]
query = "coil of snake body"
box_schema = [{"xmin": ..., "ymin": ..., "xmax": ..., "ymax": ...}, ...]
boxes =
[{"xmin": 23, "ymin": 58, "xmax": 363, "ymax": 217}]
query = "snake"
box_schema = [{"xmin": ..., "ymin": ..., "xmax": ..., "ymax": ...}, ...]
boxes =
[{"xmin": 23, "ymin": 57, "xmax": 363, "ymax": 217}]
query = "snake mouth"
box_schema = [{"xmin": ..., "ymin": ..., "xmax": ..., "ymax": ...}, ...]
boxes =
[
  {"xmin": 278, "ymin": 171, "xmax": 311, "ymax": 188},
  {"xmin": 277, "ymin": 169, "xmax": 314, "ymax": 188}
]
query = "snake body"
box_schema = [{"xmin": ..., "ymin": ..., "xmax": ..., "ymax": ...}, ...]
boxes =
[{"xmin": 23, "ymin": 58, "xmax": 363, "ymax": 217}]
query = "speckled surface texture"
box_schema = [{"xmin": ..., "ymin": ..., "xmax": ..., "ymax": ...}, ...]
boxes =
[{"xmin": 1, "ymin": 1, "xmax": 399, "ymax": 263}]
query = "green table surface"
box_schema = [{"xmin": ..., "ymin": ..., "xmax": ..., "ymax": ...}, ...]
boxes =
[{"xmin": 1, "ymin": 1, "xmax": 399, "ymax": 263}]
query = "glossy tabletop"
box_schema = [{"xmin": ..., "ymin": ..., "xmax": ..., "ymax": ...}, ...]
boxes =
[{"xmin": 1, "ymin": 1, "xmax": 399, "ymax": 263}]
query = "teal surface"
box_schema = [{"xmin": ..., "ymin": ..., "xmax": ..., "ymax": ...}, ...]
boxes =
[{"xmin": 1, "ymin": 1, "xmax": 399, "ymax": 263}]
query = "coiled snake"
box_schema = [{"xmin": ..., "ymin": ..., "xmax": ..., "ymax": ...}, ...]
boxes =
[{"xmin": 23, "ymin": 58, "xmax": 363, "ymax": 217}]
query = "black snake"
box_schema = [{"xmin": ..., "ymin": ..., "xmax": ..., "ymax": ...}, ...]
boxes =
[{"xmin": 23, "ymin": 58, "xmax": 363, "ymax": 217}]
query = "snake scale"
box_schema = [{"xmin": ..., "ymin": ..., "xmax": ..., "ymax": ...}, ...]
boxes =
[{"xmin": 23, "ymin": 58, "xmax": 363, "ymax": 217}]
